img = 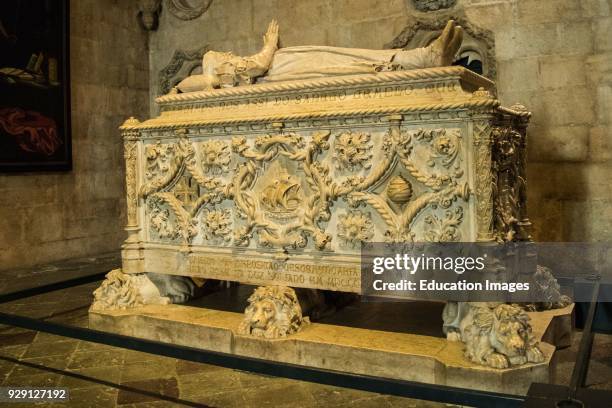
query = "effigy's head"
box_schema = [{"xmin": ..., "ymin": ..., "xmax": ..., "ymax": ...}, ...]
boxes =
[{"xmin": 238, "ymin": 286, "xmax": 305, "ymax": 339}]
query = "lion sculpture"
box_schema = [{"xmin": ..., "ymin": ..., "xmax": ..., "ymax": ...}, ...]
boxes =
[
  {"xmin": 91, "ymin": 269, "xmax": 171, "ymax": 311},
  {"xmin": 524, "ymin": 265, "xmax": 572, "ymax": 311},
  {"xmin": 237, "ymin": 286, "xmax": 312, "ymax": 339},
  {"xmin": 91, "ymin": 269, "xmax": 203, "ymax": 311},
  {"xmin": 459, "ymin": 303, "xmax": 545, "ymax": 368}
]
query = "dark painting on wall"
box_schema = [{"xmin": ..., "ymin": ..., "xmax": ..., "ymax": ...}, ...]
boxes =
[{"xmin": 0, "ymin": 0, "xmax": 71, "ymax": 172}]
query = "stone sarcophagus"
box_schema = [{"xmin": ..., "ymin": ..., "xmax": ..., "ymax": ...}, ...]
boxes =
[
  {"xmin": 119, "ymin": 66, "xmax": 531, "ymax": 294},
  {"xmin": 92, "ymin": 22, "xmax": 573, "ymax": 382}
]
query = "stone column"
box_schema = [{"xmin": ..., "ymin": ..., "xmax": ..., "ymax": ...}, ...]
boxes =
[
  {"xmin": 472, "ymin": 116, "xmax": 496, "ymax": 242},
  {"xmin": 510, "ymin": 103, "xmax": 533, "ymax": 241},
  {"xmin": 120, "ymin": 117, "xmax": 144, "ymax": 273}
]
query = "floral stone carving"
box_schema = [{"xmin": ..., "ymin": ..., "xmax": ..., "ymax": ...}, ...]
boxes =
[
  {"xmin": 338, "ymin": 210, "xmax": 374, "ymax": 248},
  {"xmin": 201, "ymin": 208, "xmax": 232, "ymax": 244},
  {"xmin": 333, "ymin": 131, "xmax": 373, "ymax": 171},
  {"xmin": 200, "ymin": 140, "xmax": 230, "ymax": 174}
]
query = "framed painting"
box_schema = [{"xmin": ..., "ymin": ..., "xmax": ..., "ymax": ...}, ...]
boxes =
[{"xmin": 0, "ymin": 0, "xmax": 71, "ymax": 172}]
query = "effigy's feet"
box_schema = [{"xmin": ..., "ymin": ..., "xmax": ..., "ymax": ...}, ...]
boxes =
[{"xmin": 392, "ymin": 19, "xmax": 463, "ymax": 69}]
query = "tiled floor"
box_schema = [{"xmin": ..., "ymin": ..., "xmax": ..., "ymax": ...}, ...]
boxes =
[{"xmin": 0, "ymin": 254, "xmax": 610, "ymax": 407}]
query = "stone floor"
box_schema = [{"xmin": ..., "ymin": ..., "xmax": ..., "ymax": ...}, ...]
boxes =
[{"xmin": 0, "ymin": 254, "xmax": 611, "ymax": 407}]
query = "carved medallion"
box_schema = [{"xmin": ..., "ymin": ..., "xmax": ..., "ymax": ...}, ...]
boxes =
[
  {"xmin": 165, "ymin": 0, "xmax": 212, "ymax": 21},
  {"xmin": 412, "ymin": 0, "xmax": 456, "ymax": 12}
]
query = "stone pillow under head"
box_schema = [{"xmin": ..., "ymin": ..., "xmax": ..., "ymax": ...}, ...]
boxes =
[{"xmin": 176, "ymin": 74, "xmax": 217, "ymax": 93}]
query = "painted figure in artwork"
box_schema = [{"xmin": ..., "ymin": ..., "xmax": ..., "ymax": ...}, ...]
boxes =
[{"xmin": 176, "ymin": 19, "xmax": 463, "ymax": 92}]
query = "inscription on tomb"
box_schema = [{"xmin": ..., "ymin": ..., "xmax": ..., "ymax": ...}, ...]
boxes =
[{"xmin": 189, "ymin": 255, "xmax": 361, "ymax": 292}]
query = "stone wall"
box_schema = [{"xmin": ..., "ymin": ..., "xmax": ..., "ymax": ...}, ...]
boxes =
[
  {"xmin": 0, "ymin": 0, "xmax": 149, "ymax": 270},
  {"xmin": 149, "ymin": 0, "xmax": 611, "ymax": 242}
]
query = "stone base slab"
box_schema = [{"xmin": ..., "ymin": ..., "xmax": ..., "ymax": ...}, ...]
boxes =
[{"xmin": 89, "ymin": 303, "xmax": 573, "ymax": 395}]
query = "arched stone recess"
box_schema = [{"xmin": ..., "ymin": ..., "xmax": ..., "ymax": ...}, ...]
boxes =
[{"xmin": 158, "ymin": 46, "xmax": 209, "ymax": 96}]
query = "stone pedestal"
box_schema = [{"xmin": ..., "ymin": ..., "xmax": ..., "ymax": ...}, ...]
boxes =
[{"xmin": 90, "ymin": 302, "xmax": 573, "ymax": 395}]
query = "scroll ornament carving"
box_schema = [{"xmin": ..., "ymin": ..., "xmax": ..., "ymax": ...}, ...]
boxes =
[
  {"xmin": 137, "ymin": 123, "xmax": 469, "ymax": 248},
  {"xmin": 141, "ymin": 137, "xmax": 229, "ymax": 244},
  {"xmin": 338, "ymin": 210, "xmax": 374, "ymax": 248},
  {"xmin": 142, "ymin": 141, "xmax": 181, "ymax": 197},
  {"xmin": 158, "ymin": 46, "xmax": 209, "ymax": 95},
  {"xmin": 424, "ymin": 206, "xmax": 463, "ymax": 242},
  {"xmin": 333, "ymin": 131, "xmax": 373, "ymax": 171},
  {"xmin": 140, "ymin": 138, "xmax": 228, "ymax": 200},
  {"xmin": 148, "ymin": 194, "xmax": 197, "ymax": 242}
]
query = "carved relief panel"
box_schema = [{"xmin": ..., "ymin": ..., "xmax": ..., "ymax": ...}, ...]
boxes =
[{"xmin": 138, "ymin": 119, "xmax": 471, "ymax": 254}]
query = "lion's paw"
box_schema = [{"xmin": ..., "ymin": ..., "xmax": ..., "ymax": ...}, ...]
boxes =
[
  {"xmin": 237, "ymin": 320, "xmax": 251, "ymax": 335},
  {"xmin": 264, "ymin": 326, "xmax": 280, "ymax": 339},
  {"xmin": 486, "ymin": 353, "xmax": 509, "ymax": 369},
  {"xmin": 526, "ymin": 346, "xmax": 545, "ymax": 363},
  {"xmin": 446, "ymin": 331, "xmax": 461, "ymax": 342}
]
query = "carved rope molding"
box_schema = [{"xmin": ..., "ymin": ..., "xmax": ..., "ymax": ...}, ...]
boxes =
[
  {"xmin": 155, "ymin": 67, "xmax": 493, "ymax": 104},
  {"xmin": 121, "ymin": 99, "xmax": 501, "ymax": 131}
]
